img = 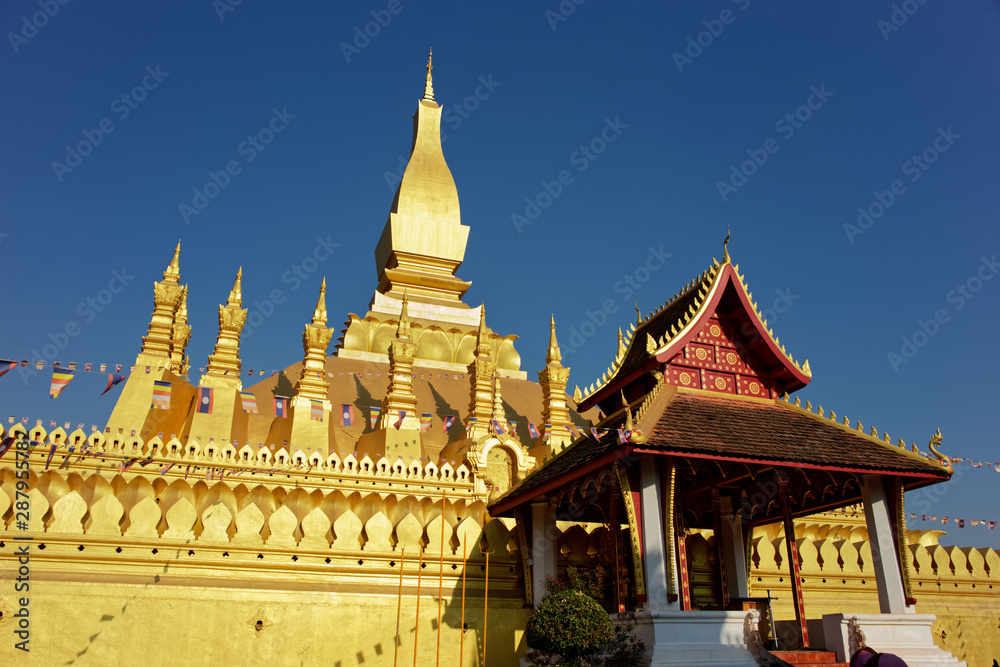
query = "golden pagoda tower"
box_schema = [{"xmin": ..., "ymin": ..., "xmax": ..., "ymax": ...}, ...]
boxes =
[
  {"xmin": 170, "ymin": 286, "xmax": 191, "ymax": 376},
  {"xmin": 356, "ymin": 293, "xmax": 424, "ymax": 461},
  {"xmin": 532, "ymin": 316, "xmax": 573, "ymax": 459},
  {"xmin": 289, "ymin": 279, "xmax": 335, "ymax": 453},
  {"xmin": 187, "ymin": 268, "xmax": 249, "ymax": 446},
  {"xmin": 105, "ymin": 242, "xmax": 195, "ymax": 440},
  {"xmin": 466, "ymin": 306, "xmax": 496, "ymax": 439}
]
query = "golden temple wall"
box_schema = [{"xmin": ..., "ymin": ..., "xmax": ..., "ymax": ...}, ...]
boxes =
[{"xmin": 3, "ymin": 429, "xmax": 998, "ymax": 666}]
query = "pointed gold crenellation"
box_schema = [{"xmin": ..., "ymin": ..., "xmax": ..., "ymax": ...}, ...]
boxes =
[
  {"xmin": 170, "ymin": 286, "xmax": 191, "ymax": 376},
  {"xmin": 139, "ymin": 241, "xmax": 185, "ymax": 363},
  {"xmin": 534, "ymin": 317, "xmax": 573, "ymax": 460},
  {"xmin": 422, "ymin": 48, "xmax": 434, "ymax": 102},
  {"xmin": 203, "ymin": 267, "xmax": 248, "ymax": 387},
  {"xmin": 466, "ymin": 305, "xmax": 495, "ymax": 439}
]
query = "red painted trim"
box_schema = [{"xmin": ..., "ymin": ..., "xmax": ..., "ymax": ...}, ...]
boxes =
[
  {"xmin": 630, "ymin": 447, "xmax": 949, "ymax": 481},
  {"xmin": 489, "ymin": 446, "xmax": 635, "ymax": 516}
]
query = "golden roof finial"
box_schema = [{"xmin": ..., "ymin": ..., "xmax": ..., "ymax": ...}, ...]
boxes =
[
  {"xmin": 477, "ymin": 304, "xmax": 487, "ymax": 343},
  {"xmin": 227, "ymin": 267, "xmax": 243, "ymax": 307},
  {"xmin": 422, "ymin": 48, "xmax": 434, "ymax": 102},
  {"xmin": 722, "ymin": 226, "xmax": 731, "ymax": 264},
  {"xmin": 311, "ymin": 277, "xmax": 328, "ymax": 326},
  {"xmin": 397, "ymin": 290, "xmax": 411, "ymax": 338},
  {"xmin": 634, "ymin": 301, "xmax": 641, "ymax": 325},
  {"xmin": 164, "ymin": 240, "xmax": 181, "ymax": 283},
  {"xmin": 546, "ymin": 315, "xmax": 562, "ymax": 364},
  {"xmin": 622, "ymin": 390, "xmax": 634, "ymax": 431},
  {"xmin": 616, "ymin": 326, "xmax": 626, "ymax": 359}
]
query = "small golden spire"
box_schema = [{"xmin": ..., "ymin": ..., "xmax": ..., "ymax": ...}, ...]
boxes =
[
  {"xmin": 545, "ymin": 315, "xmax": 561, "ymax": 364},
  {"xmin": 616, "ymin": 327, "xmax": 626, "ymax": 359},
  {"xmin": 164, "ymin": 240, "xmax": 181, "ymax": 282},
  {"xmin": 722, "ymin": 226, "xmax": 731, "ymax": 264},
  {"xmin": 312, "ymin": 277, "xmax": 328, "ymax": 326},
  {"xmin": 422, "ymin": 48, "xmax": 435, "ymax": 102},
  {"xmin": 634, "ymin": 301, "xmax": 641, "ymax": 325},
  {"xmin": 227, "ymin": 267, "xmax": 243, "ymax": 306},
  {"xmin": 397, "ymin": 290, "xmax": 411, "ymax": 339},
  {"xmin": 477, "ymin": 304, "xmax": 487, "ymax": 345}
]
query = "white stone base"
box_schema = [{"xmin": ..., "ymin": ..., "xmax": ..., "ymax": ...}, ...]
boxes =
[
  {"xmin": 615, "ymin": 610, "xmax": 759, "ymax": 667},
  {"xmin": 821, "ymin": 613, "xmax": 966, "ymax": 666}
]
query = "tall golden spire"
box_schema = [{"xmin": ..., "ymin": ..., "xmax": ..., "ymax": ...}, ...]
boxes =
[
  {"xmin": 170, "ymin": 286, "xmax": 191, "ymax": 375},
  {"xmin": 294, "ymin": 278, "xmax": 334, "ymax": 402},
  {"xmin": 491, "ymin": 373, "xmax": 507, "ymax": 434},
  {"xmin": 203, "ymin": 268, "xmax": 247, "ymax": 384},
  {"xmin": 422, "ymin": 48, "xmax": 434, "ymax": 102},
  {"xmin": 139, "ymin": 242, "xmax": 185, "ymax": 362},
  {"xmin": 373, "ymin": 51, "xmax": 471, "ymax": 307},
  {"xmin": 536, "ymin": 316, "xmax": 573, "ymax": 457},
  {"xmin": 467, "ymin": 306, "xmax": 495, "ymax": 439}
]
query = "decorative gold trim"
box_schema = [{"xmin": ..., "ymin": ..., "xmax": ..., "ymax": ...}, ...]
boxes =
[
  {"xmin": 513, "ymin": 507, "xmax": 532, "ymax": 607},
  {"xmin": 616, "ymin": 462, "xmax": 646, "ymax": 597},
  {"xmin": 665, "ymin": 459, "xmax": 677, "ymax": 597},
  {"xmin": 896, "ymin": 478, "xmax": 915, "ymax": 602}
]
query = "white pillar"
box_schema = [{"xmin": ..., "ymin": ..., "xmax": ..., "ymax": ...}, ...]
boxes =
[
  {"xmin": 530, "ymin": 498, "xmax": 557, "ymax": 608},
  {"xmin": 720, "ymin": 498, "xmax": 750, "ymax": 599},
  {"xmin": 860, "ymin": 475, "xmax": 910, "ymax": 614},
  {"xmin": 640, "ymin": 456, "xmax": 676, "ymax": 611}
]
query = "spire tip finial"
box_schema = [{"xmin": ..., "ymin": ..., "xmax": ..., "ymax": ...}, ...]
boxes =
[
  {"xmin": 422, "ymin": 48, "xmax": 435, "ymax": 102},
  {"xmin": 723, "ymin": 226, "xmax": 731, "ymax": 263}
]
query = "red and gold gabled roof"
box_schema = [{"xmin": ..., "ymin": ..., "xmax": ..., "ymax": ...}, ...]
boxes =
[{"xmin": 576, "ymin": 252, "xmax": 811, "ymax": 414}]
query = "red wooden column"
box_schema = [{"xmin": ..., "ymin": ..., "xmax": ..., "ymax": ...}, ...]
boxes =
[{"xmin": 778, "ymin": 479, "xmax": 809, "ymax": 647}]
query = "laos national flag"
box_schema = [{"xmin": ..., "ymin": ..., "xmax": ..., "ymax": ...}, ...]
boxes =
[
  {"xmin": 0, "ymin": 359, "xmax": 17, "ymax": 379},
  {"xmin": 197, "ymin": 387, "xmax": 214, "ymax": 414},
  {"xmin": 340, "ymin": 404, "xmax": 354, "ymax": 427},
  {"xmin": 443, "ymin": 415, "xmax": 455, "ymax": 432},
  {"xmin": 528, "ymin": 423, "xmax": 540, "ymax": 439},
  {"xmin": 273, "ymin": 396, "xmax": 289, "ymax": 418}
]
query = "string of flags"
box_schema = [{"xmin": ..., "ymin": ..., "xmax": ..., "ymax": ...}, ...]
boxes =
[{"xmin": 909, "ymin": 514, "xmax": 998, "ymax": 530}]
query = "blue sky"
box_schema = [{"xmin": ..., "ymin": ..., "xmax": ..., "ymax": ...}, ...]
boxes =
[{"xmin": 2, "ymin": 1, "xmax": 998, "ymax": 547}]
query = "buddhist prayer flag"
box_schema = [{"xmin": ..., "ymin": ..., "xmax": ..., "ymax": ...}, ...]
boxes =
[
  {"xmin": 100, "ymin": 364, "xmax": 107, "ymax": 373},
  {"xmin": 196, "ymin": 387, "xmax": 214, "ymax": 414},
  {"xmin": 528, "ymin": 423, "xmax": 540, "ymax": 438},
  {"xmin": 152, "ymin": 381, "xmax": 172, "ymax": 409},
  {"xmin": 591, "ymin": 427, "xmax": 603, "ymax": 440},
  {"xmin": 310, "ymin": 400, "xmax": 324, "ymax": 422},
  {"xmin": 443, "ymin": 415, "xmax": 455, "ymax": 432},
  {"xmin": 50, "ymin": 368, "xmax": 75, "ymax": 398},
  {"xmin": 420, "ymin": 413, "xmax": 432, "ymax": 432},
  {"xmin": 45, "ymin": 444, "xmax": 57, "ymax": 469},
  {"xmin": 491, "ymin": 419, "xmax": 505, "ymax": 435},
  {"xmin": 369, "ymin": 407, "xmax": 381, "ymax": 428},
  {"xmin": 394, "ymin": 410, "xmax": 406, "ymax": 429},
  {"xmin": 0, "ymin": 359, "xmax": 17, "ymax": 378},
  {"xmin": 340, "ymin": 404, "xmax": 354, "ymax": 426},
  {"xmin": 273, "ymin": 396, "xmax": 289, "ymax": 418},
  {"xmin": 101, "ymin": 373, "xmax": 126, "ymax": 396},
  {"xmin": 240, "ymin": 391, "xmax": 259, "ymax": 414}
]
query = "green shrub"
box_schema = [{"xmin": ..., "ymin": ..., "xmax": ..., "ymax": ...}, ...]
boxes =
[{"xmin": 526, "ymin": 590, "xmax": 614, "ymax": 664}]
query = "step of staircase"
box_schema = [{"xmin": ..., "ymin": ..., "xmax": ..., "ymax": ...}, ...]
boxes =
[{"xmin": 771, "ymin": 650, "xmax": 848, "ymax": 667}]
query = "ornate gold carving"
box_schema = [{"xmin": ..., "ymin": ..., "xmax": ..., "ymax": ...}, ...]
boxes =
[{"xmin": 616, "ymin": 463, "xmax": 646, "ymax": 597}]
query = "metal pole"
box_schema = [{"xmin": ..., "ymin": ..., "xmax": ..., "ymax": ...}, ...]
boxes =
[
  {"xmin": 413, "ymin": 547, "xmax": 423, "ymax": 667},
  {"xmin": 482, "ymin": 549, "xmax": 494, "ymax": 667},
  {"xmin": 394, "ymin": 547, "xmax": 405, "ymax": 667},
  {"xmin": 459, "ymin": 541, "xmax": 467, "ymax": 666},
  {"xmin": 436, "ymin": 491, "xmax": 446, "ymax": 666}
]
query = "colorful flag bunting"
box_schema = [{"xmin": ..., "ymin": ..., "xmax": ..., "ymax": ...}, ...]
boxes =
[
  {"xmin": 240, "ymin": 391, "xmax": 259, "ymax": 414},
  {"xmin": 491, "ymin": 419, "xmax": 505, "ymax": 435},
  {"xmin": 196, "ymin": 387, "xmax": 214, "ymax": 414},
  {"xmin": 340, "ymin": 404, "xmax": 354, "ymax": 427},
  {"xmin": 50, "ymin": 368, "xmax": 75, "ymax": 398},
  {"xmin": 394, "ymin": 410, "xmax": 406, "ymax": 429},
  {"xmin": 310, "ymin": 400, "xmax": 324, "ymax": 422},
  {"xmin": 0, "ymin": 359, "xmax": 17, "ymax": 378},
  {"xmin": 528, "ymin": 423, "xmax": 540, "ymax": 438},
  {"xmin": 101, "ymin": 373, "xmax": 126, "ymax": 396},
  {"xmin": 151, "ymin": 380, "xmax": 172, "ymax": 409},
  {"xmin": 369, "ymin": 407, "xmax": 381, "ymax": 428},
  {"xmin": 420, "ymin": 413, "xmax": 432, "ymax": 432}
]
